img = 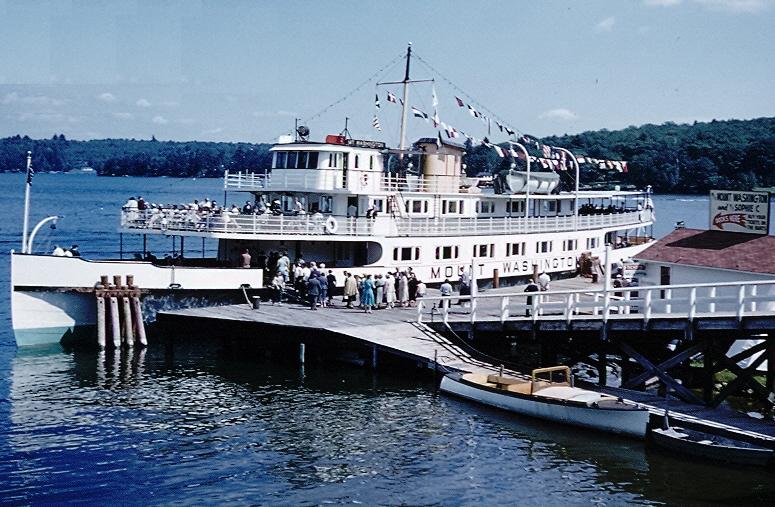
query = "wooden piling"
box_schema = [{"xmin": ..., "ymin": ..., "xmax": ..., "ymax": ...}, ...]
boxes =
[
  {"xmin": 371, "ymin": 345, "xmax": 378, "ymax": 369},
  {"xmin": 96, "ymin": 296, "xmax": 106, "ymax": 350},
  {"xmin": 121, "ymin": 296, "xmax": 134, "ymax": 348},
  {"xmin": 493, "ymin": 268, "xmax": 500, "ymax": 289},
  {"xmin": 109, "ymin": 296, "xmax": 121, "ymax": 348},
  {"xmin": 299, "ymin": 342, "xmax": 305, "ymax": 364},
  {"xmin": 131, "ymin": 296, "xmax": 147, "ymax": 347}
]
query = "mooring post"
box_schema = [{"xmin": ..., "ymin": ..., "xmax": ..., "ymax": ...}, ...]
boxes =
[
  {"xmin": 109, "ymin": 296, "xmax": 121, "ymax": 348},
  {"xmin": 121, "ymin": 296, "xmax": 134, "ymax": 348},
  {"xmin": 299, "ymin": 342, "xmax": 305, "ymax": 365},
  {"xmin": 96, "ymin": 296, "xmax": 106, "ymax": 350},
  {"xmin": 131, "ymin": 296, "xmax": 147, "ymax": 347}
]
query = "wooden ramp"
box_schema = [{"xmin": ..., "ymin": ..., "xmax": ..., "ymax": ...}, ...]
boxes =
[{"xmin": 162, "ymin": 303, "xmax": 524, "ymax": 378}]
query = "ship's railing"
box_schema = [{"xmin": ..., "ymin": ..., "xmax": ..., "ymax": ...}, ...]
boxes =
[
  {"xmin": 395, "ymin": 211, "xmax": 646, "ymax": 236},
  {"xmin": 417, "ymin": 279, "xmax": 775, "ymax": 326},
  {"xmin": 121, "ymin": 209, "xmax": 395, "ymax": 237},
  {"xmin": 120, "ymin": 209, "xmax": 649, "ymax": 237},
  {"xmin": 224, "ymin": 169, "xmax": 485, "ymax": 194}
]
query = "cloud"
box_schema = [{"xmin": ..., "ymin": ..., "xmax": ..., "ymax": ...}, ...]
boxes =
[
  {"xmin": 539, "ymin": 108, "xmax": 579, "ymax": 121},
  {"xmin": 643, "ymin": 0, "xmax": 682, "ymax": 6},
  {"xmin": 112, "ymin": 112, "xmax": 134, "ymax": 120},
  {"xmin": 692, "ymin": 0, "xmax": 768, "ymax": 12},
  {"xmin": 2, "ymin": 92, "xmax": 65, "ymax": 106},
  {"xmin": 202, "ymin": 127, "xmax": 223, "ymax": 135},
  {"xmin": 643, "ymin": 0, "xmax": 769, "ymax": 11},
  {"xmin": 151, "ymin": 115, "xmax": 168, "ymax": 125},
  {"xmin": 97, "ymin": 92, "xmax": 117, "ymax": 103},
  {"xmin": 252, "ymin": 110, "xmax": 297, "ymax": 118},
  {"xmin": 135, "ymin": 98, "xmax": 151, "ymax": 108},
  {"xmin": 594, "ymin": 16, "xmax": 616, "ymax": 32}
]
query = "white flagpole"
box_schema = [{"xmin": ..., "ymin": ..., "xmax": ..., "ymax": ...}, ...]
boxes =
[{"xmin": 22, "ymin": 151, "xmax": 32, "ymax": 253}]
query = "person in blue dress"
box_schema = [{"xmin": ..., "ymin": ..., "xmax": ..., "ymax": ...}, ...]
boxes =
[{"xmin": 361, "ymin": 274, "xmax": 375, "ymax": 313}]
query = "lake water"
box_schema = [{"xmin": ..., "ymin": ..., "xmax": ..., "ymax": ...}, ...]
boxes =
[{"xmin": 1, "ymin": 174, "xmax": 773, "ymax": 505}]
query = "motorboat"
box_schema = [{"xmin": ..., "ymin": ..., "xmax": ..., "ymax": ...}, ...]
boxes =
[{"xmin": 440, "ymin": 366, "xmax": 649, "ymax": 439}]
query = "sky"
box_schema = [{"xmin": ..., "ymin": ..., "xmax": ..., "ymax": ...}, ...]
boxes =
[{"xmin": 1, "ymin": 0, "xmax": 774, "ymax": 145}]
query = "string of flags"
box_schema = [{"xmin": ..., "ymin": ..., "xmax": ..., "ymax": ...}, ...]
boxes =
[{"xmin": 373, "ymin": 89, "xmax": 628, "ymax": 173}]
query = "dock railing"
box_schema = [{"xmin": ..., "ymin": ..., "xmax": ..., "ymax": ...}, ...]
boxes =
[{"xmin": 417, "ymin": 279, "xmax": 775, "ymax": 326}]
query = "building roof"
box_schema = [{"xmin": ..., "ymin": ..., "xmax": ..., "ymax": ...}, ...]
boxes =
[{"xmin": 635, "ymin": 228, "xmax": 775, "ymax": 275}]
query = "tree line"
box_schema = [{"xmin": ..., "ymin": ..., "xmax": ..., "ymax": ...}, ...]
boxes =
[{"xmin": 1, "ymin": 116, "xmax": 774, "ymax": 193}]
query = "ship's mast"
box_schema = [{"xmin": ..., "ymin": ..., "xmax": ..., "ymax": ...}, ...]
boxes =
[
  {"xmin": 378, "ymin": 43, "xmax": 433, "ymax": 158},
  {"xmin": 398, "ymin": 43, "xmax": 412, "ymax": 154}
]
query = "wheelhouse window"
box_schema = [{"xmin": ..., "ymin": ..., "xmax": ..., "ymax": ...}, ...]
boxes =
[
  {"xmin": 473, "ymin": 243, "xmax": 495, "ymax": 258},
  {"xmin": 536, "ymin": 241, "xmax": 552, "ymax": 253},
  {"xmin": 393, "ymin": 247, "xmax": 421, "ymax": 262},
  {"xmin": 476, "ymin": 200, "xmax": 495, "ymax": 214},
  {"xmin": 274, "ymin": 151, "xmax": 321, "ymax": 169},
  {"xmin": 435, "ymin": 245, "xmax": 459, "ymax": 260},
  {"xmin": 506, "ymin": 242, "xmax": 525, "ymax": 256}
]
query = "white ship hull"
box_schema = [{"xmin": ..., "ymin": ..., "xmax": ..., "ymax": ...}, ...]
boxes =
[
  {"xmin": 10, "ymin": 253, "xmax": 264, "ymax": 347},
  {"xmin": 440, "ymin": 373, "xmax": 649, "ymax": 439}
]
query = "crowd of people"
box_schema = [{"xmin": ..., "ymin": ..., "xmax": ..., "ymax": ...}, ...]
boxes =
[{"xmin": 51, "ymin": 244, "xmax": 80, "ymax": 257}]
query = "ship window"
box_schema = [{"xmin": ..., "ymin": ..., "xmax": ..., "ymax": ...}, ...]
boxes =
[
  {"xmin": 319, "ymin": 195, "xmax": 333, "ymax": 213},
  {"xmin": 586, "ymin": 237, "xmax": 599, "ymax": 249},
  {"xmin": 562, "ymin": 239, "xmax": 577, "ymax": 251},
  {"xmin": 299, "ymin": 151, "xmax": 309, "ymax": 169},
  {"xmin": 442, "ymin": 199, "xmax": 464, "ymax": 214},
  {"xmin": 308, "ymin": 152, "xmax": 319, "ymax": 169},
  {"xmin": 275, "ymin": 151, "xmax": 288, "ymax": 169},
  {"xmin": 473, "ymin": 243, "xmax": 494, "ymax": 258},
  {"xmin": 369, "ymin": 156, "xmax": 374, "ymax": 170},
  {"xmin": 542, "ymin": 200, "xmax": 558, "ymax": 213},
  {"xmin": 476, "ymin": 200, "xmax": 495, "ymax": 214},
  {"xmin": 435, "ymin": 245, "xmax": 459, "ymax": 260},
  {"xmin": 286, "ymin": 151, "xmax": 298, "ymax": 169},
  {"xmin": 506, "ymin": 200, "xmax": 525, "ymax": 214},
  {"xmin": 354, "ymin": 155, "xmax": 359, "ymax": 169},
  {"xmin": 506, "ymin": 242, "xmax": 525, "ymax": 256},
  {"xmin": 372, "ymin": 198, "xmax": 384, "ymax": 212},
  {"xmin": 328, "ymin": 153, "xmax": 335, "ymax": 168},
  {"xmin": 536, "ymin": 241, "xmax": 552, "ymax": 253},
  {"xmin": 406, "ymin": 199, "xmax": 429, "ymax": 214},
  {"xmin": 394, "ymin": 247, "xmax": 420, "ymax": 261}
]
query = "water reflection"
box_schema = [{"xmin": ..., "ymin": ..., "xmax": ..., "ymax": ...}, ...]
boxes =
[{"xmin": 2, "ymin": 340, "xmax": 774, "ymax": 505}]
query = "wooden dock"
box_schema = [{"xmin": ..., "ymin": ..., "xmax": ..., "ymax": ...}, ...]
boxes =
[{"xmin": 158, "ymin": 276, "xmax": 775, "ymax": 448}]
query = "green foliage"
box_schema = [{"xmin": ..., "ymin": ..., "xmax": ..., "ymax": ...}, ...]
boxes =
[
  {"xmin": 542, "ymin": 117, "xmax": 775, "ymax": 193},
  {"xmin": 0, "ymin": 135, "xmax": 272, "ymax": 177},
  {"xmin": 2, "ymin": 116, "xmax": 775, "ymax": 193}
]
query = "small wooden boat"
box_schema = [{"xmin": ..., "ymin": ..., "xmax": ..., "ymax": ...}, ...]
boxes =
[
  {"xmin": 440, "ymin": 366, "xmax": 649, "ymax": 439},
  {"xmin": 650, "ymin": 412, "xmax": 774, "ymax": 466}
]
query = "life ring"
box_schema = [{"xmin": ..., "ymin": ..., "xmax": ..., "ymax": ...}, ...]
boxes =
[
  {"xmin": 361, "ymin": 173, "xmax": 369, "ymax": 186},
  {"xmin": 324, "ymin": 216, "xmax": 339, "ymax": 234}
]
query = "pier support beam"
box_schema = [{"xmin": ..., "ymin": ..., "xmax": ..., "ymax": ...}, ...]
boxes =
[
  {"xmin": 371, "ymin": 345, "xmax": 378, "ymax": 369},
  {"xmin": 96, "ymin": 296, "xmax": 106, "ymax": 350},
  {"xmin": 109, "ymin": 296, "xmax": 121, "ymax": 349},
  {"xmin": 598, "ymin": 325, "xmax": 608, "ymax": 387},
  {"xmin": 299, "ymin": 342, "xmax": 305, "ymax": 365}
]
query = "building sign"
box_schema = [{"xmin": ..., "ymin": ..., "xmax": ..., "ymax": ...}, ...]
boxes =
[{"xmin": 709, "ymin": 190, "xmax": 770, "ymax": 235}]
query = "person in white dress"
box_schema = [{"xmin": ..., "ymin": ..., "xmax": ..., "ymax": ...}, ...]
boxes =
[
  {"xmin": 385, "ymin": 273, "xmax": 396, "ymax": 308},
  {"xmin": 398, "ymin": 272, "xmax": 409, "ymax": 307}
]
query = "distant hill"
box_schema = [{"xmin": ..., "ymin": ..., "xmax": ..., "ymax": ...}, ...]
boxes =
[
  {"xmin": 0, "ymin": 135, "xmax": 272, "ymax": 178},
  {"xmin": 2, "ymin": 116, "xmax": 774, "ymax": 193}
]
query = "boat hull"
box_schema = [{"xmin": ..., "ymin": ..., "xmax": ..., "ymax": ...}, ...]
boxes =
[
  {"xmin": 651, "ymin": 427, "xmax": 774, "ymax": 466},
  {"xmin": 440, "ymin": 373, "xmax": 649, "ymax": 439},
  {"xmin": 10, "ymin": 253, "xmax": 264, "ymax": 347}
]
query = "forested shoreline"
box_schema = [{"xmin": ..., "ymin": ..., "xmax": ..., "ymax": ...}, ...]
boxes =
[{"xmin": 1, "ymin": 116, "xmax": 773, "ymax": 194}]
